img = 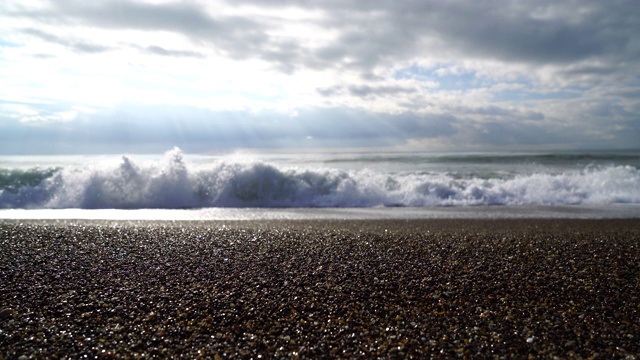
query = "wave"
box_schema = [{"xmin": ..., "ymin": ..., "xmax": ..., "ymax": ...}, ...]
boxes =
[
  {"xmin": 324, "ymin": 151, "xmax": 640, "ymax": 166},
  {"xmin": 1, "ymin": 148, "xmax": 639, "ymax": 209}
]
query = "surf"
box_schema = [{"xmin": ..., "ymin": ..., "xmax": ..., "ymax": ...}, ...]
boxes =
[{"xmin": 0, "ymin": 148, "xmax": 638, "ymax": 209}]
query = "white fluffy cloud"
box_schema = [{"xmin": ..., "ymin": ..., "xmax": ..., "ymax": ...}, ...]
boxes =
[{"xmin": 0, "ymin": 0, "xmax": 638, "ymax": 153}]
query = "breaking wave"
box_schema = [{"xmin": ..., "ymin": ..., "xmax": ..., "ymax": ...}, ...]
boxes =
[{"xmin": 1, "ymin": 148, "xmax": 639, "ymax": 209}]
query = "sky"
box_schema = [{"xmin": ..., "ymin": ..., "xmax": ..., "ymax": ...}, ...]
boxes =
[{"xmin": 1, "ymin": 0, "xmax": 639, "ymax": 154}]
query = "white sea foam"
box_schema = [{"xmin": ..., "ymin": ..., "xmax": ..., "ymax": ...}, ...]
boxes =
[{"xmin": 0, "ymin": 148, "xmax": 639, "ymax": 209}]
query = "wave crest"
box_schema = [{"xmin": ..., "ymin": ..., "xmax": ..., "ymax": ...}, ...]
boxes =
[{"xmin": 1, "ymin": 149, "xmax": 638, "ymax": 209}]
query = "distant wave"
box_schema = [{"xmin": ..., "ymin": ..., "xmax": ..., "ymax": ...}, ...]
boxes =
[
  {"xmin": 1, "ymin": 148, "xmax": 639, "ymax": 209},
  {"xmin": 324, "ymin": 151, "xmax": 640, "ymax": 166}
]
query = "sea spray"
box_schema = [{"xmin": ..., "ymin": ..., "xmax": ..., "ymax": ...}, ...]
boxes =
[{"xmin": 0, "ymin": 148, "xmax": 638, "ymax": 209}]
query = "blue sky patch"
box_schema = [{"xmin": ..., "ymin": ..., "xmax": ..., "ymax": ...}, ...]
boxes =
[
  {"xmin": 0, "ymin": 39, "xmax": 21, "ymax": 48},
  {"xmin": 393, "ymin": 64, "xmax": 483, "ymax": 91}
]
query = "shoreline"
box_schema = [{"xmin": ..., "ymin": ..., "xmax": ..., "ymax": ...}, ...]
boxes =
[
  {"xmin": 2, "ymin": 219, "xmax": 639, "ymax": 358},
  {"xmin": 2, "ymin": 204, "xmax": 640, "ymax": 221}
]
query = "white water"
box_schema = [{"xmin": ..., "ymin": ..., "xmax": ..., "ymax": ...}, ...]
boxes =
[{"xmin": 1, "ymin": 148, "xmax": 639, "ymax": 218}]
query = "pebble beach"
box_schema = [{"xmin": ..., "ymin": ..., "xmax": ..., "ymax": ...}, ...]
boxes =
[{"xmin": 1, "ymin": 219, "xmax": 639, "ymax": 358}]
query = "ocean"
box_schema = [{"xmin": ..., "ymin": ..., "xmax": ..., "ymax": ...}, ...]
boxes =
[{"xmin": 1, "ymin": 147, "xmax": 639, "ymax": 220}]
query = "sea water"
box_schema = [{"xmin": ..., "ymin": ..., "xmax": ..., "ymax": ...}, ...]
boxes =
[{"xmin": 1, "ymin": 148, "xmax": 639, "ymax": 220}]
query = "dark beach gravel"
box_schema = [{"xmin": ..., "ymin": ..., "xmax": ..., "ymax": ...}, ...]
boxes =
[{"xmin": 1, "ymin": 219, "xmax": 639, "ymax": 359}]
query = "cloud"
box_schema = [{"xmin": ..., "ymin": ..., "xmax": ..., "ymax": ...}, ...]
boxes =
[
  {"xmin": 466, "ymin": 121, "xmax": 566, "ymax": 147},
  {"xmin": 139, "ymin": 45, "xmax": 203, "ymax": 58},
  {"xmin": 10, "ymin": 0, "xmax": 640, "ymax": 74},
  {"xmin": 10, "ymin": 0, "xmax": 640, "ymax": 81},
  {"xmin": 0, "ymin": 105, "xmax": 460, "ymax": 153},
  {"xmin": 347, "ymin": 85, "xmax": 416, "ymax": 98},
  {"xmin": 22, "ymin": 28, "xmax": 111, "ymax": 53},
  {"xmin": 14, "ymin": 0, "xmax": 272, "ymax": 59},
  {"xmin": 229, "ymin": 1, "xmax": 640, "ymax": 78},
  {"xmin": 4, "ymin": 102, "xmax": 638, "ymax": 155},
  {"xmin": 318, "ymin": 84, "xmax": 417, "ymax": 98},
  {"xmin": 458, "ymin": 105, "xmax": 545, "ymax": 121},
  {"xmin": 1, "ymin": 0, "xmax": 639, "ymax": 153}
]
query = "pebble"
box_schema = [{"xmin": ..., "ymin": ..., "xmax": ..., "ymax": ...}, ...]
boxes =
[
  {"xmin": 0, "ymin": 308, "xmax": 13, "ymax": 319},
  {"xmin": 1, "ymin": 219, "xmax": 639, "ymax": 358}
]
